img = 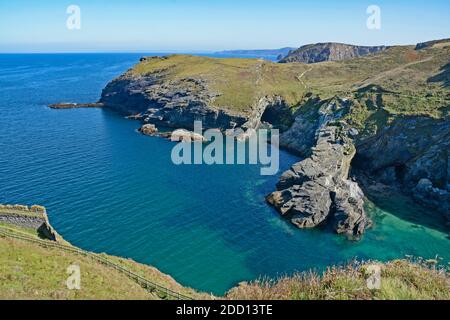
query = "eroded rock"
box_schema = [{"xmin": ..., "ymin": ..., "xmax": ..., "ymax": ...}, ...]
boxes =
[
  {"xmin": 139, "ymin": 124, "xmax": 158, "ymax": 136},
  {"xmin": 171, "ymin": 129, "xmax": 206, "ymax": 142},
  {"xmin": 268, "ymin": 121, "xmax": 371, "ymax": 238}
]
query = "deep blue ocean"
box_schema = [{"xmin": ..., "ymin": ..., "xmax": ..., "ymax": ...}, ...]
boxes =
[{"xmin": 0, "ymin": 53, "xmax": 448, "ymax": 295}]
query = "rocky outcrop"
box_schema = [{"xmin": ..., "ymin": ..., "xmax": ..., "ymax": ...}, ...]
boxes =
[
  {"xmin": 267, "ymin": 98, "xmax": 371, "ymax": 237},
  {"xmin": 353, "ymin": 116, "xmax": 450, "ymax": 220},
  {"xmin": 100, "ymin": 70, "xmax": 249, "ymax": 131},
  {"xmin": 415, "ymin": 38, "xmax": 450, "ymax": 50},
  {"xmin": 49, "ymin": 102, "xmax": 104, "ymax": 109},
  {"xmin": 51, "ymin": 51, "xmax": 449, "ymax": 239},
  {"xmin": 139, "ymin": 124, "xmax": 158, "ymax": 136},
  {"xmin": 278, "ymin": 95, "xmax": 327, "ymax": 156},
  {"xmin": 280, "ymin": 43, "xmax": 388, "ymax": 64}
]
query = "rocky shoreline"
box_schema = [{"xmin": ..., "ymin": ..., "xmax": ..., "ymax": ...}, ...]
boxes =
[{"xmin": 49, "ymin": 44, "xmax": 450, "ymax": 238}]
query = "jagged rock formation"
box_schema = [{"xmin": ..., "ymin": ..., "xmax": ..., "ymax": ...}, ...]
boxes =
[
  {"xmin": 415, "ymin": 38, "xmax": 450, "ymax": 50},
  {"xmin": 280, "ymin": 43, "xmax": 388, "ymax": 64},
  {"xmin": 267, "ymin": 98, "xmax": 371, "ymax": 237},
  {"xmin": 139, "ymin": 123, "xmax": 158, "ymax": 136}
]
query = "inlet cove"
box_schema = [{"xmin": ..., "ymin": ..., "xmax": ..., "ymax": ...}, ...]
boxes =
[{"xmin": 0, "ymin": 47, "xmax": 448, "ymax": 296}]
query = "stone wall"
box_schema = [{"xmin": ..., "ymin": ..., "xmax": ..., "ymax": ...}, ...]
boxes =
[{"xmin": 0, "ymin": 204, "xmax": 60, "ymax": 241}]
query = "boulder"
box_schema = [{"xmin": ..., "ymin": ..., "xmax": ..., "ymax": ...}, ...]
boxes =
[
  {"xmin": 140, "ymin": 124, "xmax": 158, "ymax": 136},
  {"xmin": 171, "ymin": 129, "xmax": 206, "ymax": 142},
  {"xmin": 333, "ymin": 180, "xmax": 371, "ymax": 236}
]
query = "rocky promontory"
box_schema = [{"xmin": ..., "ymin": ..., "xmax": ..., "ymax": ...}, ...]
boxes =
[
  {"xmin": 99, "ymin": 63, "xmax": 249, "ymax": 131},
  {"xmin": 267, "ymin": 98, "xmax": 372, "ymax": 237}
]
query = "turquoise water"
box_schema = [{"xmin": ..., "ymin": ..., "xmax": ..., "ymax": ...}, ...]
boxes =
[{"xmin": 0, "ymin": 54, "xmax": 448, "ymax": 295}]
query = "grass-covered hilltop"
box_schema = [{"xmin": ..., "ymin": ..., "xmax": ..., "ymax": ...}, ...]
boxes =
[
  {"xmin": 108, "ymin": 40, "xmax": 449, "ymax": 116},
  {"xmin": 1, "ymin": 204, "xmax": 448, "ymax": 300},
  {"xmin": 97, "ymin": 39, "xmax": 449, "ymax": 237}
]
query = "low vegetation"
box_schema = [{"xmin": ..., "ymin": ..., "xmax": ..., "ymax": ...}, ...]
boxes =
[
  {"xmin": 0, "ymin": 223, "xmax": 208, "ymax": 300},
  {"xmin": 130, "ymin": 44, "xmax": 450, "ymax": 120},
  {"xmin": 226, "ymin": 259, "xmax": 449, "ymax": 300},
  {"xmin": 1, "ymin": 221, "xmax": 448, "ymax": 300}
]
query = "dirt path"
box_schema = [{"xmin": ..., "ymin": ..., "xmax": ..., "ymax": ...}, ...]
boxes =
[
  {"xmin": 356, "ymin": 56, "xmax": 433, "ymax": 89},
  {"xmin": 297, "ymin": 68, "xmax": 312, "ymax": 90}
]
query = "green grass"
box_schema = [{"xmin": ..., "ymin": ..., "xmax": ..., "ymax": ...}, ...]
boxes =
[
  {"xmin": 0, "ymin": 224, "xmax": 208, "ymax": 300},
  {"xmin": 225, "ymin": 260, "xmax": 449, "ymax": 300},
  {"xmin": 0, "ymin": 222, "xmax": 40, "ymax": 237},
  {"xmin": 129, "ymin": 46, "xmax": 449, "ymax": 125},
  {"xmin": 0, "ymin": 235, "xmax": 155, "ymax": 299}
]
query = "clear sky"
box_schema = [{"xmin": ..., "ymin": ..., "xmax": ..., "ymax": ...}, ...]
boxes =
[{"xmin": 1, "ymin": 0, "xmax": 449, "ymax": 52}]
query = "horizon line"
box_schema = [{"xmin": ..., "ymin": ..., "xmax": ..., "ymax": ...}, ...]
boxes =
[{"xmin": 1, "ymin": 36, "xmax": 449, "ymax": 55}]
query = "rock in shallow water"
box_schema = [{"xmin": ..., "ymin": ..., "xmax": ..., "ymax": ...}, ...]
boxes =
[
  {"xmin": 268, "ymin": 119, "xmax": 371, "ymax": 238},
  {"xmin": 171, "ymin": 129, "xmax": 206, "ymax": 142},
  {"xmin": 139, "ymin": 124, "xmax": 158, "ymax": 136}
]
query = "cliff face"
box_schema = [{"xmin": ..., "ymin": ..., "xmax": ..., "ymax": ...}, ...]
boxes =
[
  {"xmin": 354, "ymin": 117, "xmax": 450, "ymax": 220},
  {"xmin": 276, "ymin": 94, "xmax": 449, "ymax": 232},
  {"xmin": 100, "ymin": 72, "xmax": 249, "ymax": 130},
  {"xmin": 270, "ymin": 97, "xmax": 373, "ymax": 237},
  {"xmin": 280, "ymin": 43, "xmax": 388, "ymax": 64}
]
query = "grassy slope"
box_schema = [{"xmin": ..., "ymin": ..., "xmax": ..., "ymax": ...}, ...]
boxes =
[
  {"xmin": 0, "ymin": 224, "xmax": 208, "ymax": 300},
  {"xmin": 130, "ymin": 43, "xmax": 450, "ymax": 118},
  {"xmin": 1, "ymin": 223, "xmax": 448, "ymax": 300},
  {"xmin": 226, "ymin": 260, "xmax": 449, "ymax": 300}
]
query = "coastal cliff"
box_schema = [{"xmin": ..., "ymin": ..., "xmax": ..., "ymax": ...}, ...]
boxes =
[
  {"xmin": 55, "ymin": 40, "xmax": 450, "ymax": 237},
  {"xmin": 267, "ymin": 97, "xmax": 371, "ymax": 237},
  {"xmin": 279, "ymin": 42, "xmax": 388, "ymax": 64}
]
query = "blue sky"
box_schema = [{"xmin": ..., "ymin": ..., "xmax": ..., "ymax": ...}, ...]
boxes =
[{"xmin": 1, "ymin": 0, "xmax": 449, "ymax": 52}]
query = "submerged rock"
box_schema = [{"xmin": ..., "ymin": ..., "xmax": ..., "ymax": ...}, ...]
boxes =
[{"xmin": 333, "ymin": 180, "xmax": 371, "ymax": 236}]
